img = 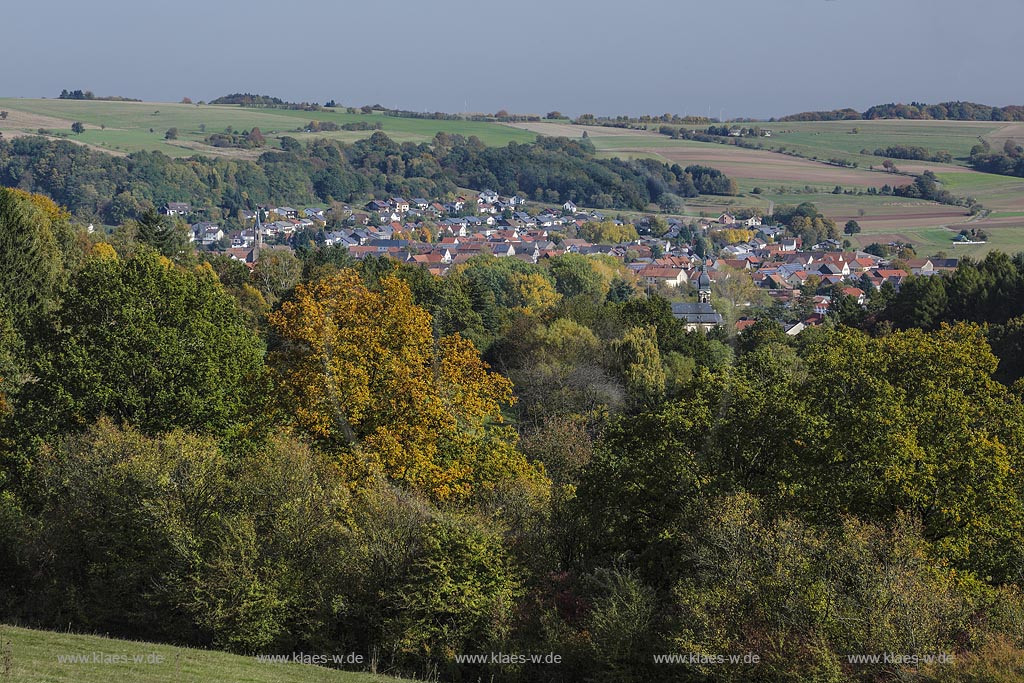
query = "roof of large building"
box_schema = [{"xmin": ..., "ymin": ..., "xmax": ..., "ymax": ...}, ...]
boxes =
[{"xmin": 671, "ymin": 302, "xmax": 723, "ymax": 325}]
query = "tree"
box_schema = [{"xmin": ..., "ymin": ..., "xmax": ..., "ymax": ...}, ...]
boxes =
[
  {"xmin": 268, "ymin": 270, "xmax": 545, "ymax": 503},
  {"xmin": 247, "ymin": 127, "xmax": 266, "ymax": 147},
  {"xmin": 252, "ymin": 250, "xmax": 302, "ymax": 303},
  {"xmin": 578, "ymin": 220, "xmax": 639, "ymax": 244},
  {"xmin": 0, "ymin": 189, "xmax": 78, "ymax": 331},
  {"xmin": 164, "ymin": 127, "xmax": 178, "ymax": 140},
  {"xmin": 550, "ymin": 253, "xmax": 606, "ymax": 300},
  {"xmin": 613, "ymin": 326, "xmax": 665, "ymax": 408},
  {"xmin": 0, "ymin": 111, "xmax": 8, "ymax": 120},
  {"xmin": 844, "ymin": 219, "xmax": 862, "ymax": 235},
  {"xmin": 18, "ymin": 250, "xmax": 265, "ymax": 437},
  {"xmin": 133, "ymin": 209, "xmax": 190, "ymax": 260},
  {"xmin": 71, "ymin": 121, "xmax": 85, "ymax": 134}
]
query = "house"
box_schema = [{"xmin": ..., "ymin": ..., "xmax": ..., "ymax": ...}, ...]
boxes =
[
  {"xmin": 640, "ymin": 265, "xmax": 688, "ymax": 288},
  {"xmin": 275, "ymin": 206, "xmax": 298, "ymax": 219},
  {"xmin": 841, "ymin": 286, "xmax": 867, "ymax": 305},
  {"xmin": 562, "ymin": 200, "xmax": 577, "ymax": 213},
  {"xmin": 717, "ymin": 213, "xmax": 735, "ymax": 225},
  {"xmin": 162, "ymin": 202, "xmax": 191, "ymax": 216},
  {"xmin": 190, "ymin": 222, "xmax": 224, "ymax": 246},
  {"xmin": 225, "ymin": 247, "xmax": 256, "ymax": 265}
]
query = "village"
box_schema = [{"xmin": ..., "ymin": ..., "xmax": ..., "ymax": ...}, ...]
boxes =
[{"xmin": 166, "ymin": 191, "xmax": 957, "ymax": 334}]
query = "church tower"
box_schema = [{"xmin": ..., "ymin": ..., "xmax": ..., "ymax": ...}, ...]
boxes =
[
  {"xmin": 253, "ymin": 207, "xmax": 263, "ymax": 262},
  {"xmin": 697, "ymin": 262, "xmax": 712, "ymax": 304}
]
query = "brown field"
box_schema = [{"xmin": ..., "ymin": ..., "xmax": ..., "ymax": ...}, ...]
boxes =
[
  {"xmin": 166, "ymin": 139, "xmax": 264, "ymax": 160},
  {"xmin": 629, "ymin": 145, "xmax": 915, "ymax": 188},
  {"xmin": 893, "ymin": 162, "xmax": 977, "ymax": 175},
  {"xmin": 984, "ymin": 123, "xmax": 1024, "ymax": 149},
  {"xmin": 505, "ymin": 121, "xmax": 658, "ymax": 138},
  {"xmin": 867, "ymin": 232, "xmax": 930, "ymax": 244},
  {"xmin": 948, "ymin": 215, "xmax": 1024, "ymax": 231},
  {"xmin": 0, "ymin": 108, "xmax": 80, "ymax": 133},
  {"xmin": 840, "ymin": 212, "xmax": 971, "ymax": 232}
]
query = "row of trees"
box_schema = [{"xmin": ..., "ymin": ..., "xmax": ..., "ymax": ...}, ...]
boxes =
[
  {"xmin": 872, "ymin": 145, "xmax": 953, "ymax": 163},
  {"xmin": 969, "ymin": 138, "xmax": 1024, "ymax": 178},
  {"xmin": 781, "ymin": 100, "xmax": 1024, "ymax": 122},
  {"xmin": 0, "ymin": 132, "xmax": 738, "ymax": 224}
]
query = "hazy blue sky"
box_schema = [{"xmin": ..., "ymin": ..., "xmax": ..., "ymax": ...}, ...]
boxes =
[{"xmin": 3, "ymin": 0, "xmax": 1021, "ymax": 118}]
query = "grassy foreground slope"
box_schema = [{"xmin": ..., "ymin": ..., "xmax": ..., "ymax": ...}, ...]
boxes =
[{"xmin": 0, "ymin": 625, "xmax": 411, "ymax": 683}]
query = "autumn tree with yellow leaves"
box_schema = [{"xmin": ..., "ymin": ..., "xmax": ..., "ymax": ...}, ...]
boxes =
[{"xmin": 269, "ymin": 269, "xmax": 546, "ymax": 503}]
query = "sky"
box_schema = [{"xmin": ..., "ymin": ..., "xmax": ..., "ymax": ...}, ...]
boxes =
[{"xmin": 2, "ymin": 0, "xmax": 1022, "ymax": 119}]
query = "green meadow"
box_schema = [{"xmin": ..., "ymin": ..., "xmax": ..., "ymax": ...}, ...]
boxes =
[
  {"xmin": 0, "ymin": 624, "xmax": 412, "ymax": 683},
  {"xmin": 0, "ymin": 98, "xmax": 536, "ymax": 155}
]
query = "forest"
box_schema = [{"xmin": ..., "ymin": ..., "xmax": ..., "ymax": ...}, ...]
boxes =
[
  {"xmin": 1, "ymin": 186, "xmax": 1023, "ymax": 682},
  {"xmin": 779, "ymin": 100, "xmax": 1024, "ymax": 122},
  {"xmin": 0, "ymin": 132, "xmax": 724, "ymax": 225}
]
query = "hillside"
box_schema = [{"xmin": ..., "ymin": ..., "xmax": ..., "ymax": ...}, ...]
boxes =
[
  {"xmin": 0, "ymin": 624, "xmax": 413, "ymax": 683},
  {"xmin": 510, "ymin": 119, "xmax": 1024, "ymax": 257},
  {"xmin": 0, "ymin": 98, "xmax": 536, "ymax": 157}
]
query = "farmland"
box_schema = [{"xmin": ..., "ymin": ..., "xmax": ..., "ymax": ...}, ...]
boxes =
[{"xmin": 0, "ymin": 98, "xmax": 536, "ymax": 157}]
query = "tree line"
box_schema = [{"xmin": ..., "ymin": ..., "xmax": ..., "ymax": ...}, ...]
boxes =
[
  {"xmin": 0, "ymin": 132, "xmax": 738, "ymax": 223},
  {"xmin": 969, "ymin": 138, "xmax": 1024, "ymax": 178},
  {"xmin": 779, "ymin": 100, "xmax": 1024, "ymax": 122}
]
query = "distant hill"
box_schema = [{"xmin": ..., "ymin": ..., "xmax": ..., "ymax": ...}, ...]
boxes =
[
  {"xmin": 0, "ymin": 624, "xmax": 411, "ymax": 683},
  {"xmin": 780, "ymin": 101, "xmax": 1024, "ymax": 122},
  {"xmin": 209, "ymin": 93, "xmax": 322, "ymax": 111}
]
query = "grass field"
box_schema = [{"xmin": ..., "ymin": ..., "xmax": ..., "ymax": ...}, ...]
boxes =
[
  {"xmin": 0, "ymin": 98, "xmax": 536, "ymax": 157},
  {"xmin": 0, "ymin": 624, "xmax": 412, "ymax": 683}
]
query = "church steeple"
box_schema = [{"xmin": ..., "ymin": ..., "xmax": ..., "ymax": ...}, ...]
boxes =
[
  {"xmin": 697, "ymin": 260, "xmax": 712, "ymax": 304},
  {"xmin": 253, "ymin": 207, "xmax": 263, "ymax": 261}
]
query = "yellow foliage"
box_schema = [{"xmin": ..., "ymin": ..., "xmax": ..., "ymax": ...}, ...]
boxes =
[
  {"xmin": 89, "ymin": 242, "xmax": 118, "ymax": 260},
  {"xmin": 7, "ymin": 188, "xmax": 72, "ymax": 225},
  {"xmin": 509, "ymin": 272, "xmax": 561, "ymax": 313},
  {"xmin": 711, "ymin": 228, "xmax": 755, "ymax": 245},
  {"xmin": 269, "ymin": 270, "xmax": 545, "ymax": 504},
  {"xmin": 579, "ymin": 220, "xmax": 638, "ymax": 244}
]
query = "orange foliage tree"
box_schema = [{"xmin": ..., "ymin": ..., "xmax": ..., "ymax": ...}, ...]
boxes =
[{"xmin": 269, "ymin": 270, "xmax": 545, "ymax": 503}]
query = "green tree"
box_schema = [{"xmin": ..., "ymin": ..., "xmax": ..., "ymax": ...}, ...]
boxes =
[
  {"xmin": 252, "ymin": 250, "xmax": 302, "ymax": 304},
  {"xmin": 844, "ymin": 219, "xmax": 862, "ymax": 235},
  {"xmin": 613, "ymin": 326, "xmax": 665, "ymax": 408},
  {"xmin": 133, "ymin": 209, "xmax": 191, "ymax": 261},
  {"xmin": 164, "ymin": 127, "xmax": 178, "ymax": 140},
  {"xmin": 549, "ymin": 253, "xmax": 606, "ymax": 300},
  {"xmin": 18, "ymin": 250, "xmax": 265, "ymax": 437},
  {"xmin": 0, "ymin": 189, "xmax": 78, "ymax": 331},
  {"xmin": 71, "ymin": 121, "xmax": 85, "ymax": 134}
]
